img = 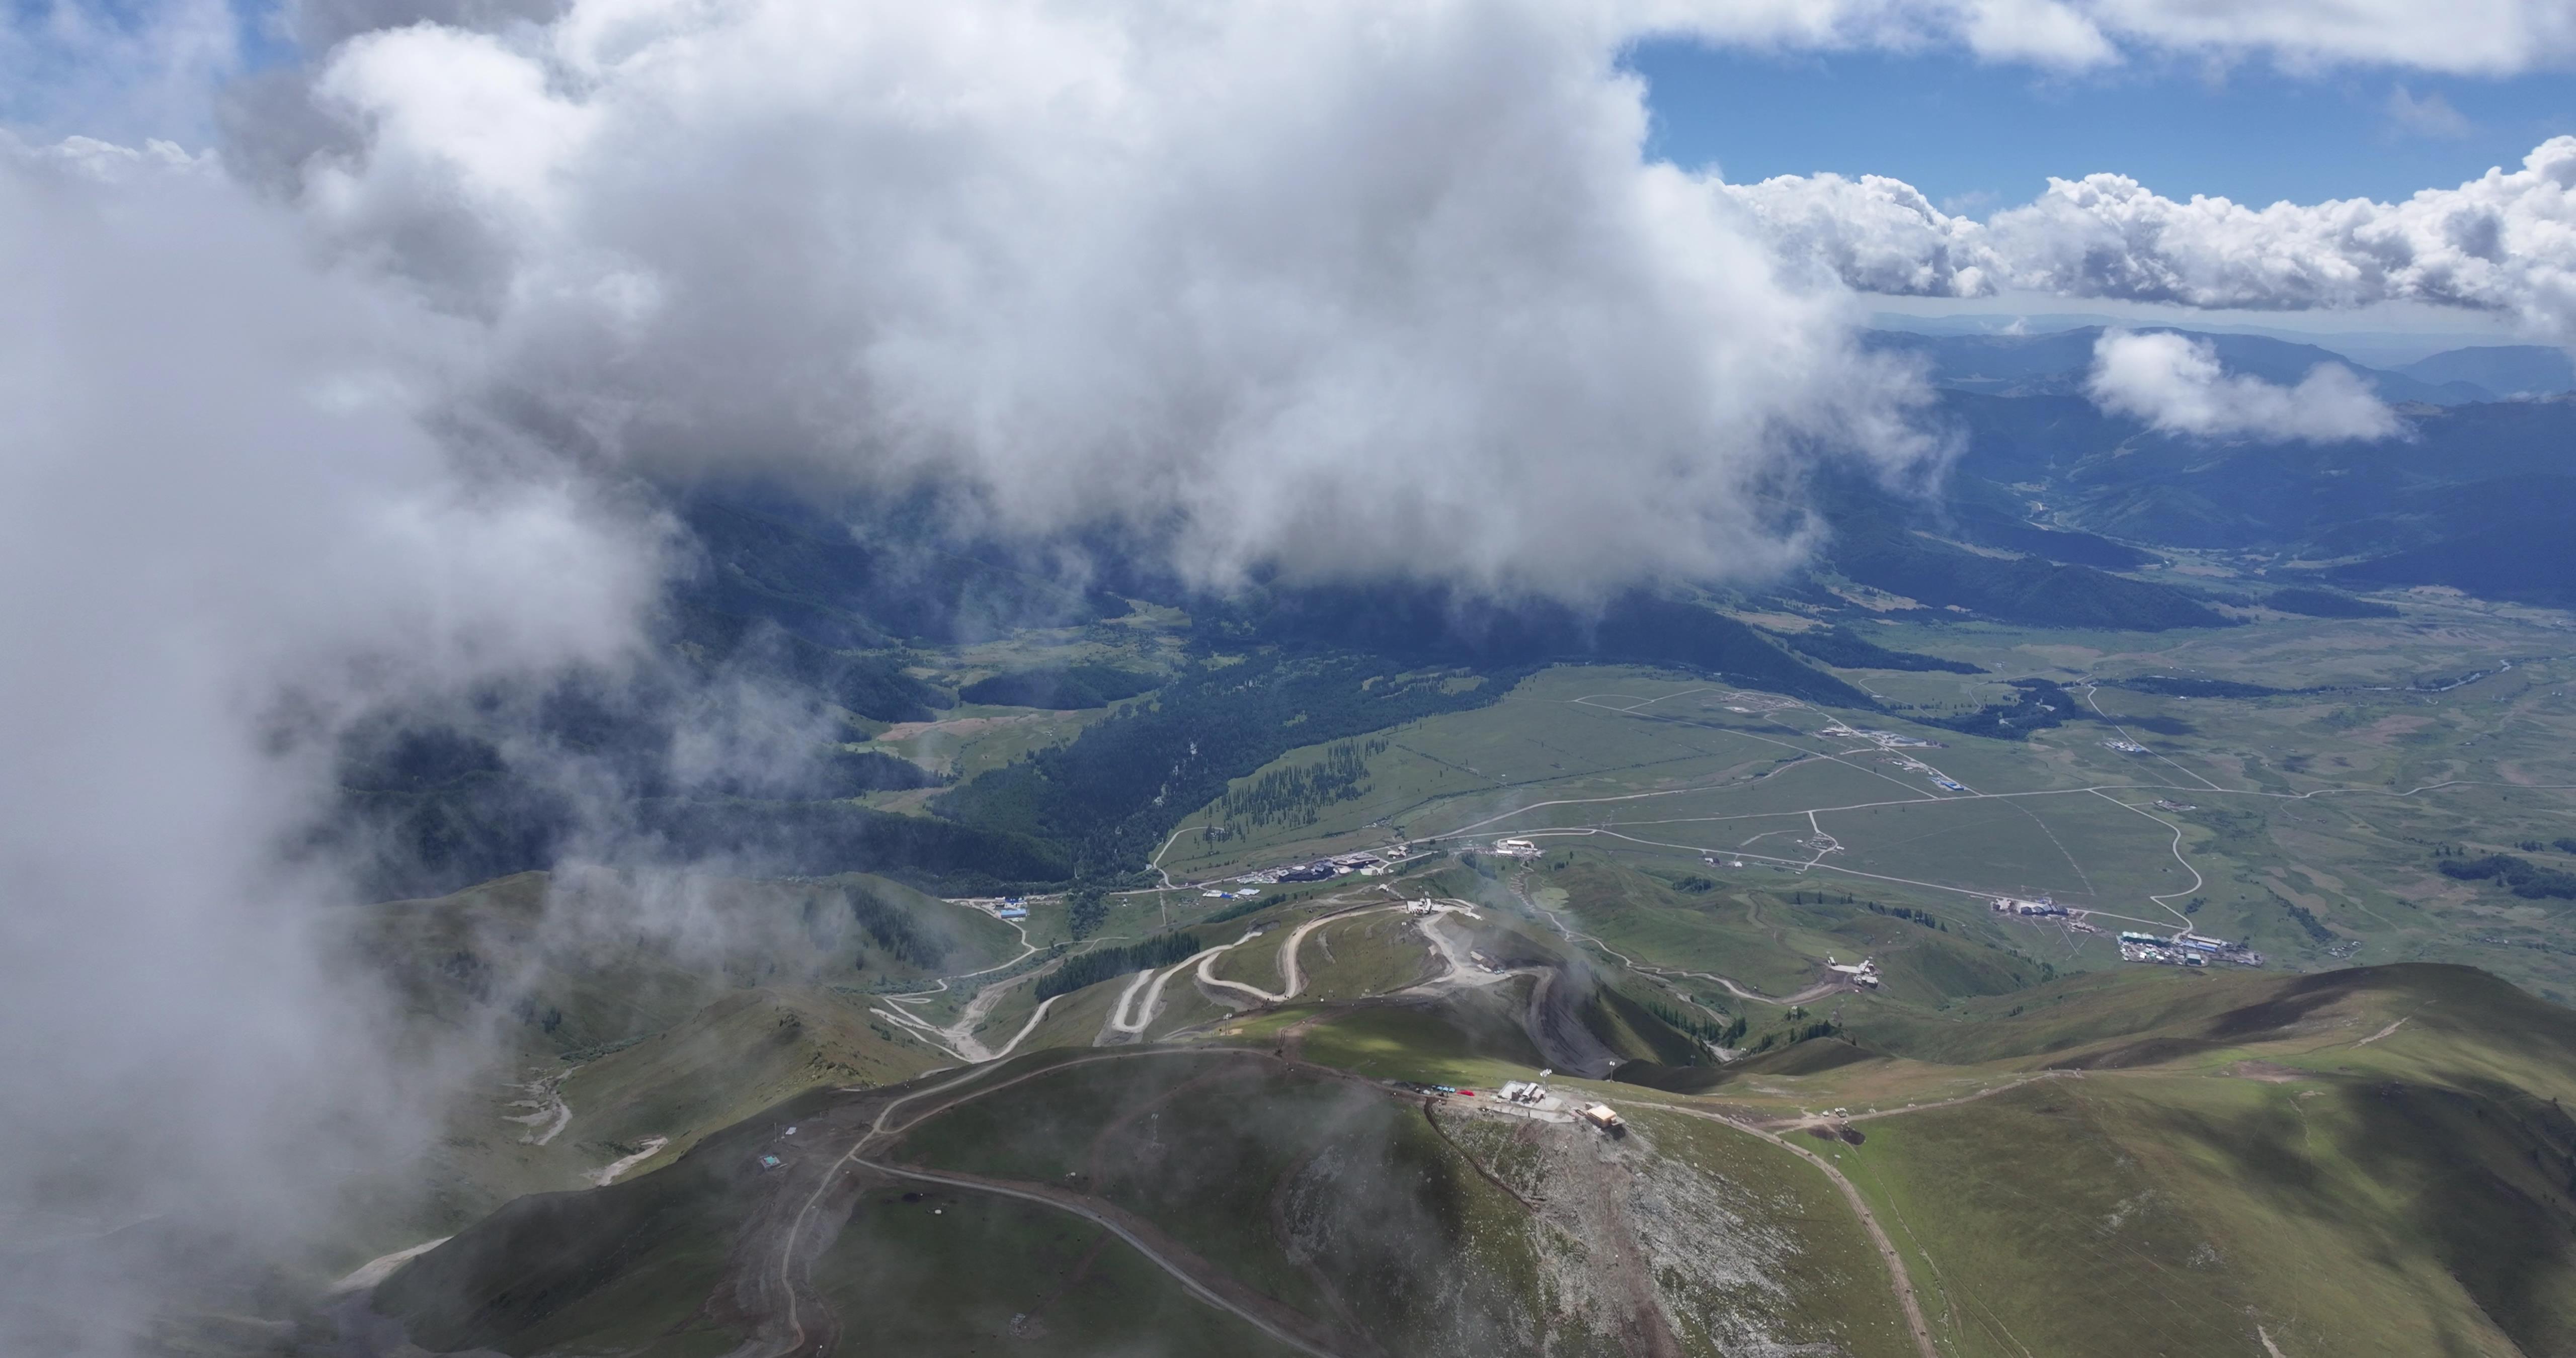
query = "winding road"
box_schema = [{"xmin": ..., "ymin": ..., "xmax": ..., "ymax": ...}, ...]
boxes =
[
  {"xmin": 725, "ymin": 1050, "xmax": 1356, "ymax": 1358},
  {"xmin": 1656, "ymin": 1101, "xmax": 1940, "ymax": 1358}
]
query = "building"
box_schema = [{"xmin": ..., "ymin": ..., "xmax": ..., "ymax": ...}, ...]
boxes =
[
  {"xmin": 1493, "ymin": 838, "xmax": 1541, "ymax": 859},
  {"xmin": 1581, "ymin": 1104, "xmax": 1626, "ymax": 1134},
  {"xmin": 1825, "ymin": 955, "xmax": 1881, "ymax": 987}
]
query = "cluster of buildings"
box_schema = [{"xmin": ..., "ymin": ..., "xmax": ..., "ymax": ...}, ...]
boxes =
[
  {"xmin": 1398, "ymin": 1077, "xmax": 1626, "ymax": 1134},
  {"xmin": 1821, "ymin": 722, "xmax": 1947, "ymax": 750},
  {"xmin": 1491, "ymin": 837, "xmax": 1542, "ymax": 859},
  {"xmin": 1989, "ymin": 894, "xmax": 2100, "ymax": 935},
  {"xmin": 2102, "ymin": 738, "xmax": 2151, "ymax": 754},
  {"xmin": 1825, "ymin": 955, "xmax": 1881, "ymax": 987},
  {"xmin": 1229, "ymin": 847, "xmax": 1393, "ymax": 885},
  {"xmin": 2118, "ymin": 930, "xmax": 2263, "ymax": 968}
]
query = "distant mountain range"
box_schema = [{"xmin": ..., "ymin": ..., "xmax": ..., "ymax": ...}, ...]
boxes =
[{"xmin": 1866, "ymin": 325, "xmax": 2575, "ymax": 405}]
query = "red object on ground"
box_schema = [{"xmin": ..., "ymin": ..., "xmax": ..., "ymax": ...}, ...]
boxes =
[{"xmin": 1456, "ymin": 1090, "xmax": 1477, "ymax": 1096}]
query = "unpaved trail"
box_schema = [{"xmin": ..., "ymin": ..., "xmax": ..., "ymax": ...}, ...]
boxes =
[
  {"xmin": 1195, "ymin": 904, "xmax": 1411, "ymax": 1007},
  {"xmin": 856, "ymin": 1161, "xmax": 1348, "ymax": 1357},
  {"xmin": 1523, "ymin": 965, "xmax": 1624, "ymax": 1079},
  {"xmin": 1751, "ymin": 1070, "xmax": 2078, "ymax": 1135},
  {"xmin": 742, "ymin": 1050, "xmax": 1352, "ymax": 1358},
  {"xmin": 1407, "ymin": 910, "xmax": 1515, "ymax": 993},
  {"xmin": 1101, "ymin": 965, "xmax": 1164, "ymax": 1037},
  {"xmin": 1401, "ymin": 908, "xmax": 1621, "ymax": 1075},
  {"xmin": 979, "ymin": 993, "xmax": 1064, "ymax": 1061},
  {"xmin": 874, "ymin": 970, "xmax": 1034, "ymax": 1063},
  {"xmin": 1649, "ymin": 1103, "xmax": 1939, "ymax": 1358},
  {"xmin": 1513, "ymin": 875, "xmax": 1847, "ymax": 1009}
]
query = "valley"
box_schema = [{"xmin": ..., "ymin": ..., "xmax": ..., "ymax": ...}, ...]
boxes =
[{"xmin": 117, "ymin": 333, "xmax": 2576, "ymax": 1358}]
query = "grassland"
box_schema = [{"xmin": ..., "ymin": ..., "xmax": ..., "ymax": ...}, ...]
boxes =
[
  {"xmin": 1144, "ymin": 589, "xmax": 2576, "ymax": 1004},
  {"xmin": 1252, "ymin": 955, "xmax": 2576, "ymax": 1358},
  {"xmin": 307, "ymin": 584, "xmax": 2576, "ymax": 1358},
  {"xmin": 1820, "ymin": 989, "xmax": 2576, "ymax": 1358},
  {"xmin": 813, "ymin": 1187, "xmax": 1308, "ymax": 1356}
]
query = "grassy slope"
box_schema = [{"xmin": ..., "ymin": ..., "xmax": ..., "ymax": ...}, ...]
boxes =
[
  {"xmin": 334, "ymin": 870, "xmax": 1004, "ymax": 1248},
  {"xmin": 364, "ymin": 888, "xmax": 2576, "ymax": 1358},
  {"xmin": 896, "ymin": 1047, "xmax": 1908, "ymax": 1357},
  {"xmin": 1711, "ymin": 965, "xmax": 2576, "ymax": 1358},
  {"xmin": 813, "ymin": 1187, "xmax": 1308, "ymax": 1357},
  {"xmin": 559, "ymin": 987, "xmax": 944, "ymax": 1160},
  {"xmin": 1267, "ymin": 942, "xmax": 2576, "ymax": 1357},
  {"xmin": 351, "ymin": 869, "xmax": 1019, "ymax": 1058}
]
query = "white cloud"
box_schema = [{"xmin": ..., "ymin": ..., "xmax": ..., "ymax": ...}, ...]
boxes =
[
  {"xmin": 1634, "ymin": 0, "xmax": 2576, "ymax": 73},
  {"xmin": 2075, "ymin": 0, "xmax": 2576, "ymax": 75},
  {"xmin": 264, "ymin": 0, "xmax": 1949, "ymax": 600},
  {"xmin": 0, "ymin": 142, "xmax": 661, "ymax": 1346},
  {"xmin": 1730, "ymin": 171, "xmax": 1999, "ymax": 297},
  {"xmin": 9, "ymin": 0, "xmax": 2572, "ymax": 1346},
  {"xmin": 2387, "ymin": 84, "xmax": 2473, "ymax": 139},
  {"xmin": 2085, "ymin": 329, "xmax": 2405, "ymax": 440},
  {"xmin": 1737, "ymin": 135, "xmax": 2576, "ymax": 338},
  {"xmin": 0, "ymin": 0, "xmax": 240, "ymax": 143}
]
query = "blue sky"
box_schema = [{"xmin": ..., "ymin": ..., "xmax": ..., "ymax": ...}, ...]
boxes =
[{"xmin": 1630, "ymin": 39, "xmax": 2576, "ymax": 211}]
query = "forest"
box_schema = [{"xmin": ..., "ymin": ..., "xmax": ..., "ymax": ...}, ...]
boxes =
[{"xmin": 934, "ymin": 650, "xmax": 1525, "ymax": 878}]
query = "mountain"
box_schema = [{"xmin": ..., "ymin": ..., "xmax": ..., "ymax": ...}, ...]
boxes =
[
  {"xmin": 1869, "ymin": 325, "xmax": 2490, "ymax": 405},
  {"xmin": 2399, "ymin": 344, "xmax": 2576, "ymax": 399},
  {"xmin": 343, "ymin": 894, "xmax": 2576, "ymax": 1358}
]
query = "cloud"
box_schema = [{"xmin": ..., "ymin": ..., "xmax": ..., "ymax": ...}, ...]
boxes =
[
  {"xmin": 234, "ymin": 0, "xmax": 1960, "ymax": 601},
  {"xmin": 2387, "ymin": 84, "xmax": 2473, "ymax": 139},
  {"xmin": 0, "ymin": 0, "xmax": 240, "ymax": 143},
  {"xmin": 0, "ymin": 141, "xmax": 661, "ymax": 1348},
  {"xmin": 2072, "ymin": 0, "xmax": 2576, "ymax": 74},
  {"xmin": 1637, "ymin": 0, "xmax": 2576, "ymax": 73},
  {"xmin": 7, "ymin": 0, "xmax": 2571, "ymax": 1343},
  {"xmin": 1729, "ymin": 171, "xmax": 2000, "ymax": 297},
  {"xmin": 1736, "ymin": 135, "xmax": 2576, "ymax": 337},
  {"xmin": 2085, "ymin": 329, "xmax": 2405, "ymax": 441}
]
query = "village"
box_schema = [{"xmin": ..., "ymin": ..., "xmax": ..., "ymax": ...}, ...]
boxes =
[{"xmin": 1987, "ymin": 894, "xmax": 2263, "ymax": 967}]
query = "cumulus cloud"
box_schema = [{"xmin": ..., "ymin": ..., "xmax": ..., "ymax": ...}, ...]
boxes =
[
  {"xmin": 2085, "ymin": 329, "xmax": 2405, "ymax": 441},
  {"xmin": 11, "ymin": 0, "xmax": 2576, "ymax": 1344},
  {"xmin": 233, "ymin": 0, "xmax": 1956, "ymax": 600},
  {"xmin": 0, "ymin": 143, "xmax": 662, "ymax": 1348},
  {"xmin": 1735, "ymin": 135, "xmax": 2576, "ymax": 337}
]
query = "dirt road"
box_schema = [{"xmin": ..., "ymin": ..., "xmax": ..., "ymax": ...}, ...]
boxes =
[
  {"xmin": 854, "ymin": 1160, "xmax": 1347, "ymax": 1357},
  {"xmin": 725, "ymin": 1050, "xmax": 1362, "ymax": 1358},
  {"xmin": 1195, "ymin": 903, "xmax": 1402, "ymax": 1006},
  {"xmin": 1642, "ymin": 1102, "xmax": 1939, "ymax": 1358}
]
